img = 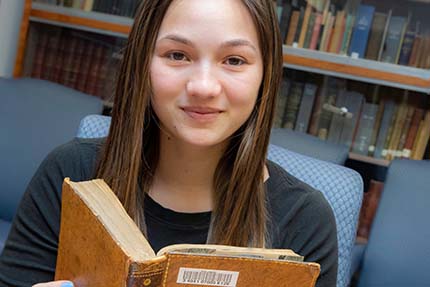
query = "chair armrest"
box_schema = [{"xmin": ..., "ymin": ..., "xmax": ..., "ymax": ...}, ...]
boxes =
[{"xmin": 350, "ymin": 242, "xmax": 367, "ymax": 279}]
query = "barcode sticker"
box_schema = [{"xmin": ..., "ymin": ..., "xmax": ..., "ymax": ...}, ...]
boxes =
[{"xmin": 176, "ymin": 267, "xmax": 239, "ymax": 287}]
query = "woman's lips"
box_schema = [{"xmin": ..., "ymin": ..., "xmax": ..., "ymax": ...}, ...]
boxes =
[{"xmin": 181, "ymin": 107, "xmax": 223, "ymax": 122}]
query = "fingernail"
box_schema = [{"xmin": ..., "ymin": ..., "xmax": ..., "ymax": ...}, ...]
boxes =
[{"xmin": 61, "ymin": 282, "xmax": 74, "ymax": 287}]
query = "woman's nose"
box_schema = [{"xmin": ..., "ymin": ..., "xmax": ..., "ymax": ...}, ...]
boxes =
[{"xmin": 186, "ymin": 65, "xmax": 222, "ymax": 99}]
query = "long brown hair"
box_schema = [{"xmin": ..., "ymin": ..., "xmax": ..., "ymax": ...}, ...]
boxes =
[{"xmin": 96, "ymin": 0, "xmax": 283, "ymax": 247}]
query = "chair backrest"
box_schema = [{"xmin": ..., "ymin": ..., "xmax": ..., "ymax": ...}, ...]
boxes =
[
  {"xmin": 358, "ymin": 159, "xmax": 430, "ymax": 287},
  {"xmin": 77, "ymin": 114, "xmax": 364, "ymax": 287},
  {"xmin": 270, "ymin": 128, "xmax": 350, "ymax": 165},
  {"xmin": 268, "ymin": 145, "xmax": 363, "ymax": 287},
  {"xmin": 0, "ymin": 78, "xmax": 103, "ymax": 221}
]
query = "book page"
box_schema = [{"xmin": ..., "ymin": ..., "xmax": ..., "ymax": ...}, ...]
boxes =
[{"xmin": 157, "ymin": 244, "xmax": 304, "ymax": 262}]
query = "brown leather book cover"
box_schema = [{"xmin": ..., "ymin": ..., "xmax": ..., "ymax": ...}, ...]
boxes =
[
  {"xmin": 56, "ymin": 179, "xmax": 320, "ymax": 287},
  {"xmin": 357, "ymin": 180, "xmax": 384, "ymax": 240}
]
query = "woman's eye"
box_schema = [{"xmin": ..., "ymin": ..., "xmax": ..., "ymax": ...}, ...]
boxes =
[
  {"xmin": 225, "ymin": 57, "xmax": 245, "ymax": 66},
  {"xmin": 167, "ymin": 52, "xmax": 188, "ymax": 61}
]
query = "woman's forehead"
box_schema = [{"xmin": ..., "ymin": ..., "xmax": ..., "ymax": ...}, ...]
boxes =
[{"xmin": 158, "ymin": 0, "xmax": 260, "ymax": 46}]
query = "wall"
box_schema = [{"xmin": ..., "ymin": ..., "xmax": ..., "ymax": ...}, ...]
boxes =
[{"xmin": 0, "ymin": 0, "xmax": 25, "ymax": 77}]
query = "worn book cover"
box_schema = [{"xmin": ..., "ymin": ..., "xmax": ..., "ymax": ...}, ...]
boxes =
[{"xmin": 55, "ymin": 179, "xmax": 321, "ymax": 287}]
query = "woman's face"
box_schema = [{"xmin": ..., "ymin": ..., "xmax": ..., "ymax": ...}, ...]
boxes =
[{"xmin": 150, "ymin": 0, "xmax": 263, "ymax": 148}]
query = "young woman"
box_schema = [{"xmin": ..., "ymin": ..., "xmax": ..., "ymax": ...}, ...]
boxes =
[{"xmin": 0, "ymin": 1, "xmax": 338, "ymax": 286}]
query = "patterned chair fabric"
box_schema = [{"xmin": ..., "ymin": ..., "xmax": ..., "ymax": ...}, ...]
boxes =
[
  {"xmin": 76, "ymin": 114, "xmax": 111, "ymax": 138},
  {"xmin": 268, "ymin": 144, "xmax": 363, "ymax": 287},
  {"xmin": 77, "ymin": 115, "xmax": 364, "ymax": 287}
]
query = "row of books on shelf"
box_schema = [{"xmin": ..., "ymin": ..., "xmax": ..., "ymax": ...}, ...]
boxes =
[
  {"xmin": 275, "ymin": 74, "xmax": 430, "ymax": 161},
  {"xmin": 25, "ymin": 24, "xmax": 124, "ymax": 101},
  {"xmin": 33, "ymin": 0, "xmax": 141, "ymax": 17},
  {"xmin": 275, "ymin": 0, "xmax": 430, "ymax": 68}
]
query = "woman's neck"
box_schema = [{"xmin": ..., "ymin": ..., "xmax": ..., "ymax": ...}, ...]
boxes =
[{"xmin": 149, "ymin": 132, "xmax": 226, "ymax": 212}]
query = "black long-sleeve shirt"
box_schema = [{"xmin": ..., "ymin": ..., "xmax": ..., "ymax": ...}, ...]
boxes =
[{"xmin": 0, "ymin": 138, "xmax": 338, "ymax": 287}]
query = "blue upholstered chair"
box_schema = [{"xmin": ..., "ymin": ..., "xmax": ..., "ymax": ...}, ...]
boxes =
[
  {"xmin": 0, "ymin": 78, "xmax": 103, "ymax": 252},
  {"xmin": 76, "ymin": 114, "xmax": 363, "ymax": 287},
  {"xmin": 356, "ymin": 159, "xmax": 430, "ymax": 287}
]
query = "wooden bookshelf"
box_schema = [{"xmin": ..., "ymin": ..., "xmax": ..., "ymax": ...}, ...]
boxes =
[
  {"xmin": 21, "ymin": 3, "xmax": 430, "ymax": 95},
  {"xmin": 13, "ymin": 0, "xmax": 32, "ymax": 77},
  {"xmin": 283, "ymin": 46, "xmax": 430, "ymax": 94},
  {"xmin": 348, "ymin": 152, "xmax": 390, "ymax": 167},
  {"xmin": 29, "ymin": 3, "xmax": 132, "ymax": 38}
]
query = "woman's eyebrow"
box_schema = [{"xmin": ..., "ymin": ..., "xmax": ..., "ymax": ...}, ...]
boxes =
[
  {"xmin": 220, "ymin": 39, "xmax": 258, "ymax": 52},
  {"xmin": 158, "ymin": 34, "xmax": 257, "ymax": 52},
  {"xmin": 159, "ymin": 34, "xmax": 194, "ymax": 47}
]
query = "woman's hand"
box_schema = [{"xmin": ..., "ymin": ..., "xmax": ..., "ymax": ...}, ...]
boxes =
[{"xmin": 33, "ymin": 281, "xmax": 74, "ymax": 287}]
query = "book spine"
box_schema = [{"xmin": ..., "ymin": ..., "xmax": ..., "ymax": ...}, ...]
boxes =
[
  {"xmin": 303, "ymin": 11, "xmax": 316, "ymax": 49},
  {"xmin": 386, "ymin": 103, "xmax": 408, "ymax": 160},
  {"xmin": 286, "ymin": 11, "xmax": 301, "ymax": 45},
  {"xmin": 368, "ymin": 97, "xmax": 385, "ymax": 156},
  {"xmin": 298, "ymin": 2, "xmax": 313, "ymax": 48},
  {"xmin": 373, "ymin": 100, "xmax": 395, "ymax": 158},
  {"xmin": 408, "ymin": 35, "xmax": 422, "ymax": 67},
  {"xmin": 326, "ymin": 90, "xmax": 347, "ymax": 144},
  {"xmin": 403, "ymin": 108, "xmax": 424, "ymax": 158},
  {"xmin": 396, "ymin": 106, "xmax": 415, "ymax": 157},
  {"xmin": 126, "ymin": 260, "xmax": 167, "ymax": 287},
  {"xmin": 339, "ymin": 91, "xmax": 365, "ymax": 149},
  {"xmin": 411, "ymin": 112, "xmax": 430, "ymax": 160},
  {"xmin": 274, "ymin": 76, "xmax": 291, "ymax": 128},
  {"xmin": 308, "ymin": 77, "xmax": 326, "ymax": 136},
  {"xmin": 381, "ymin": 105, "xmax": 399, "ymax": 158},
  {"xmin": 352, "ymin": 103, "xmax": 378, "ymax": 155},
  {"xmin": 357, "ymin": 180, "xmax": 384, "ymax": 240},
  {"xmin": 381, "ymin": 16, "xmax": 407, "ymax": 64},
  {"xmin": 31, "ymin": 29, "xmax": 49, "ymax": 79},
  {"xmin": 377, "ymin": 10, "xmax": 393, "ymax": 61},
  {"xmin": 279, "ymin": 1, "xmax": 293, "ymax": 42},
  {"xmin": 398, "ymin": 29, "xmax": 416, "ymax": 66},
  {"xmin": 348, "ymin": 5, "xmax": 375, "ymax": 58},
  {"xmin": 309, "ymin": 12, "xmax": 323, "ymax": 50},
  {"xmin": 282, "ymin": 81, "xmax": 304, "ymax": 129},
  {"xmin": 365, "ymin": 13, "xmax": 387, "ymax": 60},
  {"xmin": 294, "ymin": 83, "xmax": 317, "ymax": 133}
]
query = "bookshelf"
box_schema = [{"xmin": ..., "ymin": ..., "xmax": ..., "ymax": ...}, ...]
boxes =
[
  {"xmin": 16, "ymin": 2, "xmax": 430, "ymax": 95},
  {"xmin": 283, "ymin": 46, "xmax": 430, "ymax": 94},
  {"xmin": 29, "ymin": 2, "xmax": 132, "ymax": 38},
  {"xmin": 12, "ymin": 0, "xmax": 430, "ymax": 166}
]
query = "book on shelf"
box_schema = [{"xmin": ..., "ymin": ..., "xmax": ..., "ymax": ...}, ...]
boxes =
[
  {"xmin": 357, "ymin": 180, "xmax": 384, "ymax": 240},
  {"xmin": 365, "ymin": 12, "xmax": 389, "ymax": 61},
  {"xmin": 24, "ymin": 24, "xmax": 123, "ymax": 101},
  {"xmin": 411, "ymin": 111, "xmax": 430, "ymax": 160},
  {"xmin": 283, "ymin": 81, "xmax": 305, "ymax": 129},
  {"xmin": 398, "ymin": 23, "xmax": 417, "ymax": 66},
  {"xmin": 55, "ymin": 178, "xmax": 321, "ymax": 286},
  {"xmin": 403, "ymin": 108, "xmax": 425, "ymax": 158},
  {"xmin": 274, "ymin": 75, "xmax": 291, "ymax": 128},
  {"xmin": 295, "ymin": 83, "xmax": 318, "ymax": 133},
  {"xmin": 348, "ymin": 4, "xmax": 375, "ymax": 58},
  {"xmin": 380, "ymin": 16, "xmax": 408, "ymax": 64},
  {"xmin": 316, "ymin": 77, "xmax": 347, "ymax": 140},
  {"xmin": 273, "ymin": 71, "xmax": 430, "ymax": 162},
  {"xmin": 351, "ymin": 102, "xmax": 378, "ymax": 155}
]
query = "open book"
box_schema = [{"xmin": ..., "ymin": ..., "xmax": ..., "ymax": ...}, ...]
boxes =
[{"xmin": 55, "ymin": 178, "xmax": 320, "ymax": 287}]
